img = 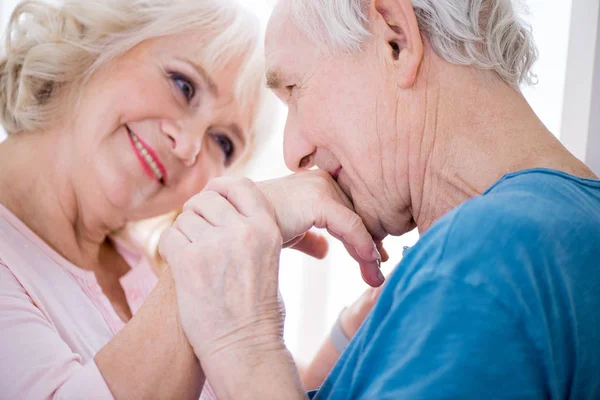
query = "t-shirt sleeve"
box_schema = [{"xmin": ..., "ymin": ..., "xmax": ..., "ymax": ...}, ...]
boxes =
[
  {"xmin": 321, "ymin": 275, "xmax": 548, "ymax": 399},
  {"xmin": 0, "ymin": 261, "xmax": 115, "ymax": 399}
]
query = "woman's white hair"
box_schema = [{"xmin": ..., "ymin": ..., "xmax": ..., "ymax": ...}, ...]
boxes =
[
  {"xmin": 0, "ymin": 0, "xmax": 269, "ymax": 151},
  {"xmin": 289, "ymin": 0, "xmax": 537, "ymax": 88}
]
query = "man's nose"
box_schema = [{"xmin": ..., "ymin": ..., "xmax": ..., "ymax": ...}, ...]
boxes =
[{"xmin": 283, "ymin": 113, "xmax": 316, "ymax": 171}]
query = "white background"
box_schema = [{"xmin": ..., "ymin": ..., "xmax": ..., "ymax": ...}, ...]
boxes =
[{"xmin": 0, "ymin": 0, "xmax": 596, "ymax": 364}]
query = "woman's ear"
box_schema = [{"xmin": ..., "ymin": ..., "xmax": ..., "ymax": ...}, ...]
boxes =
[{"xmin": 372, "ymin": 0, "xmax": 424, "ymax": 88}]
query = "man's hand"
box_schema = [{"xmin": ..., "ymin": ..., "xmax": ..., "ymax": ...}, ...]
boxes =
[{"xmin": 256, "ymin": 170, "xmax": 385, "ymax": 287}]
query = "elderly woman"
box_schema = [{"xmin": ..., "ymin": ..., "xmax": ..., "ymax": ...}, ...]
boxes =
[
  {"xmin": 0, "ymin": 0, "xmax": 377, "ymax": 398},
  {"xmin": 159, "ymin": 0, "xmax": 600, "ymax": 398}
]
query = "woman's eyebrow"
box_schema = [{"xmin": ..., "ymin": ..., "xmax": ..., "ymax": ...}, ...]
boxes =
[{"xmin": 176, "ymin": 57, "xmax": 219, "ymax": 97}]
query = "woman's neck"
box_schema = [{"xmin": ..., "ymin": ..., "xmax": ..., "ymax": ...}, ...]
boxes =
[{"xmin": 0, "ymin": 131, "xmax": 114, "ymax": 268}]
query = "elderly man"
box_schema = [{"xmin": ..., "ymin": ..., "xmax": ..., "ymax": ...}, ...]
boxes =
[{"xmin": 159, "ymin": 0, "xmax": 600, "ymax": 398}]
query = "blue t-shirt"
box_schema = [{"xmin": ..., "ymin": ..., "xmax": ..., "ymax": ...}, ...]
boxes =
[{"xmin": 309, "ymin": 169, "xmax": 600, "ymax": 399}]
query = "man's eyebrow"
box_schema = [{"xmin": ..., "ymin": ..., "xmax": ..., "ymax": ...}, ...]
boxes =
[{"xmin": 266, "ymin": 68, "xmax": 283, "ymax": 89}]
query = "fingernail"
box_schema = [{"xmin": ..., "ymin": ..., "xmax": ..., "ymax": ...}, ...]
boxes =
[
  {"xmin": 372, "ymin": 244, "xmax": 382, "ymax": 261},
  {"xmin": 377, "ymin": 268, "xmax": 385, "ymax": 284}
]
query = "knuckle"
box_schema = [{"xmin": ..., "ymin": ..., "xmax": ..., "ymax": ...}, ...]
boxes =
[
  {"xmin": 183, "ymin": 192, "xmax": 211, "ymax": 210},
  {"xmin": 312, "ymin": 170, "xmax": 334, "ymax": 188},
  {"xmin": 207, "ymin": 176, "xmax": 228, "ymax": 186},
  {"xmin": 346, "ymin": 213, "xmax": 364, "ymax": 231},
  {"xmin": 237, "ymin": 176, "xmax": 256, "ymax": 189},
  {"xmin": 236, "ymin": 220, "xmax": 281, "ymax": 250},
  {"xmin": 237, "ymin": 222, "xmax": 256, "ymax": 242},
  {"xmin": 172, "ymin": 211, "xmax": 192, "ymax": 229},
  {"xmin": 226, "ymin": 176, "xmax": 254, "ymax": 191},
  {"xmin": 312, "ymin": 168, "xmax": 331, "ymax": 181},
  {"xmin": 182, "ymin": 197, "xmax": 197, "ymax": 211}
]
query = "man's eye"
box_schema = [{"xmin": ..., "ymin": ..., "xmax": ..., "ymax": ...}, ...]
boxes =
[
  {"xmin": 212, "ymin": 133, "xmax": 235, "ymax": 165},
  {"xmin": 171, "ymin": 73, "xmax": 196, "ymax": 102}
]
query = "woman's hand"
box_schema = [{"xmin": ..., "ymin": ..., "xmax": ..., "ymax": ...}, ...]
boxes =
[
  {"xmin": 256, "ymin": 170, "xmax": 384, "ymax": 287},
  {"xmin": 160, "ymin": 178, "xmax": 284, "ymax": 359},
  {"xmin": 159, "ymin": 178, "xmax": 304, "ymax": 399},
  {"xmin": 158, "ymin": 172, "xmax": 385, "ymax": 398}
]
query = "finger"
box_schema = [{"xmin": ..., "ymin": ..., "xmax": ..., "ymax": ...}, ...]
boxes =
[
  {"xmin": 342, "ymin": 241, "xmax": 385, "ymax": 287},
  {"xmin": 184, "ymin": 190, "xmax": 243, "ymax": 227},
  {"xmin": 158, "ymin": 227, "xmax": 191, "ymax": 264},
  {"xmin": 375, "ymin": 240, "xmax": 390, "ymax": 262},
  {"xmin": 326, "ymin": 229, "xmax": 383, "ymax": 287},
  {"xmin": 289, "ymin": 231, "xmax": 329, "ymax": 259},
  {"xmin": 315, "ymin": 200, "xmax": 379, "ymax": 264},
  {"xmin": 205, "ymin": 177, "xmax": 274, "ymax": 219},
  {"xmin": 172, "ymin": 210, "xmax": 213, "ymax": 242}
]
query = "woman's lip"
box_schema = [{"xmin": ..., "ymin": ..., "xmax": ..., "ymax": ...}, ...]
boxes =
[{"xmin": 125, "ymin": 125, "xmax": 168, "ymax": 184}]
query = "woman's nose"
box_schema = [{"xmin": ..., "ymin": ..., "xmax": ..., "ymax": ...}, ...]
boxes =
[
  {"xmin": 161, "ymin": 120, "xmax": 202, "ymax": 167},
  {"xmin": 283, "ymin": 113, "xmax": 316, "ymax": 172}
]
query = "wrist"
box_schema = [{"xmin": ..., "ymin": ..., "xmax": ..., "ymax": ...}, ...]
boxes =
[
  {"xmin": 339, "ymin": 307, "xmax": 360, "ymax": 338},
  {"xmin": 330, "ymin": 308, "xmax": 352, "ymax": 354},
  {"xmin": 202, "ymin": 344, "xmax": 305, "ymax": 400}
]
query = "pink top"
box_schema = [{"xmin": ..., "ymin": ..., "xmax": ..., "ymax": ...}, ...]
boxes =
[{"xmin": 0, "ymin": 203, "xmax": 216, "ymax": 399}]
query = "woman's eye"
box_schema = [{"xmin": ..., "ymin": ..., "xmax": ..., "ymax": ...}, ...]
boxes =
[
  {"xmin": 171, "ymin": 73, "xmax": 196, "ymax": 102},
  {"xmin": 212, "ymin": 133, "xmax": 235, "ymax": 165}
]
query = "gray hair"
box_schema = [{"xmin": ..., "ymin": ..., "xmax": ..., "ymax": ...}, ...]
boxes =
[{"xmin": 289, "ymin": 0, "xmax": 537, "ymax": 88}]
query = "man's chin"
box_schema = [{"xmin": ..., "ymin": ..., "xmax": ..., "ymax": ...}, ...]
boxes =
[
  {"xmin": 365, "ymin": 218, "xmax": 389, "ymax": 242},
  {"xmin": 337, "ymin": 178, "xmax": 388, "ymax": 240},
  {"xmin": 381, "ymin": 217, "xmax": 417, "ymax": 238},
  {"xmin": 354, "ymin": 204, "xmax": 390, "ymax": 241}
]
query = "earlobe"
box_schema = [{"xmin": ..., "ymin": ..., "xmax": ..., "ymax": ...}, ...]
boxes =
[{"xmin": 374, "ymin": 0, "xmax": 424, "ymax": 89}]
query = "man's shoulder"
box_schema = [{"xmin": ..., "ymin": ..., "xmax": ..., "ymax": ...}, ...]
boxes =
[
  {"xmin": 429, "ymin": 169, "xmax": 600, "ymax": 253},
  {"xmin": 393, "ymin": 171, "xmax": 600, "ymax": 304}
]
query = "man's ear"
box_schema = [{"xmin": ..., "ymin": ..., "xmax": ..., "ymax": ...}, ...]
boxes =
[{"xmin": 372, "ymin": 0, "xmax": 424, "ymax": 88}]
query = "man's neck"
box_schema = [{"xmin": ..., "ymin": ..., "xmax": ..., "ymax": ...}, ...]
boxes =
[
  {"xmin": 0, "ymin": 131, "xmax": 119, "ymax": 268},
  {"xmin": 407, "ymin": 60, "xmax": 597, "ymax": 234}
]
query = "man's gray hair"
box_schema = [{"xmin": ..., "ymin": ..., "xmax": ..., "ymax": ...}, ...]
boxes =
[{"xmin": 289, "ymin": 0, "xmax": 537, "ymax": 88}]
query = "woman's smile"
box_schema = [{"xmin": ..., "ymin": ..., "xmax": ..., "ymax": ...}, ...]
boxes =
[{"xmin": 126, "ymin": 124, "xmax": 168, "ymax": 185}]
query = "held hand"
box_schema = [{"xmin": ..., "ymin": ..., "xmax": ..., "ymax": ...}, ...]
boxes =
[
  {"xmin": 159, "ymin": 178, "xmax": 285, "ymax": 362},
  {"xmin": 255, "ymin": 170, "xmax": 385, "ymax": 287}
]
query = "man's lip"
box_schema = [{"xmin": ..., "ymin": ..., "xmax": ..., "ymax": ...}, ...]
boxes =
[
  {"xmin": 126, "ymin": 124, "xmax": 168, "ymax": 184},
  {"xmin": 331, "ymin": 167, "xmax": 342, "ymax": 181}
]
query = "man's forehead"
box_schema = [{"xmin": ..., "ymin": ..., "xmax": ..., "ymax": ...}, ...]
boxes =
[
  {"xmin": 265, "ymin": 3, "xmax": 299, "ymax": 80},
  {"xmin": 265, "ymin": 0, "xmax": 294, "ymax": 51}
]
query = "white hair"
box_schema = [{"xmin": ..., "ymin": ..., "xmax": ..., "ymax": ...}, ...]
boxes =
[
  {"xmin": 289, "ymin": 0, "xmax": 537, "ymax": 88},
  {"xmin": 0, "ymin": 0, "xmax": 269, "ymax": 152}
]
